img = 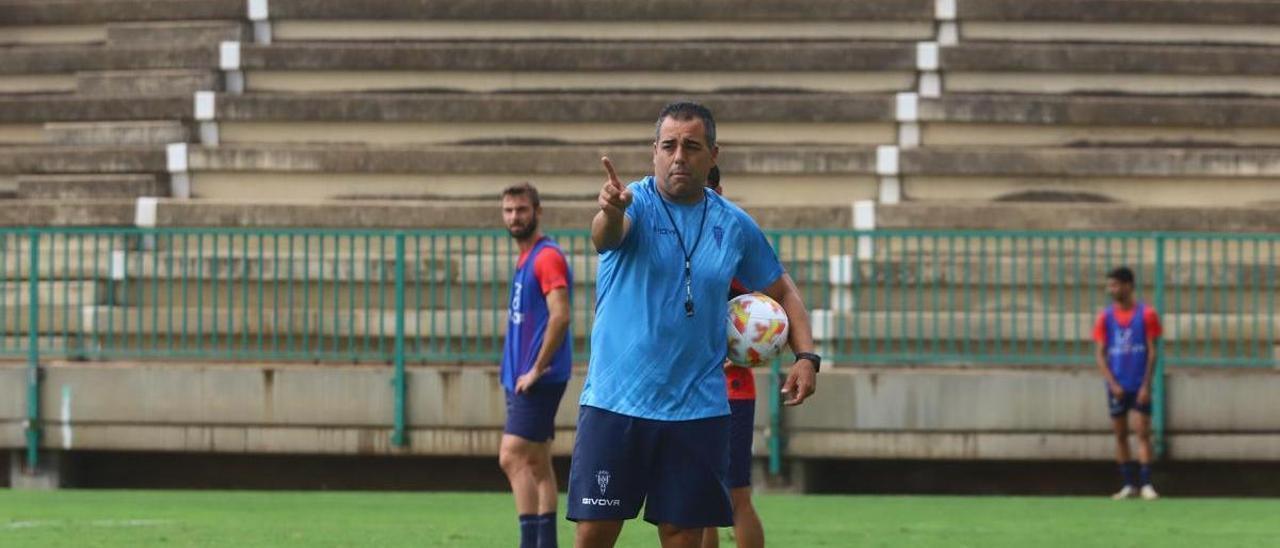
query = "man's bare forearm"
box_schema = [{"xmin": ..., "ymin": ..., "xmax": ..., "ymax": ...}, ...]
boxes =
[
  {"xmin": 1141, "ymin": 339, "xmax": 1157, "ymax": 391},
  {"xmin": 592, "ymin": 210, "xmax": 627, "ymax": 252},
  {"xmin": 1095, "ymin": 344, "xmax": 1120, "ymax": 387},
  {"xmin": 765, "ymin": 273, "xmax": 814, "ymax": 354},
  {"xmin": 530, "ymin": 288, "xmax": 571, "ymax": 374}
]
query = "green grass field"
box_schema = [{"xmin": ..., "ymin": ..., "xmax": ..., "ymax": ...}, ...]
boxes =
[{"xmin": 1, "ymin": 490, "xmax": 1277, "ymax": 547}]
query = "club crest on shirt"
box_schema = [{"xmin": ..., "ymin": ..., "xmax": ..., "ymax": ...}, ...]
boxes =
[{"xmin": 713, "ymin": 226, "xmax": 724, "ymax": 247}]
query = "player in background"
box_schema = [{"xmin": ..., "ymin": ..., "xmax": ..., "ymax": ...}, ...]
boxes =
[
  {"xmin": 499, "ymin": 182, "xmax": 574, "ymax": 548},
  {"xmin": 1094, "ymin": 266, "xmax": 1161, "ymax": 501},
  {"xmin": 701, "ymin": 166, "xmax": 764, "ymax": 548}
]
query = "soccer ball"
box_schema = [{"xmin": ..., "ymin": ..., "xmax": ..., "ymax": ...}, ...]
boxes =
[{"xmin": 725, "ymin": 293, "xmax": 790, "ymax": 367}]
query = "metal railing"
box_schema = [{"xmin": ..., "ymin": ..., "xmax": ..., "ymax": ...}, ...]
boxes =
[
  {"xmin": 8, "ymin": 227, "xmax": 1278, "ymax": 467},
  {"xmin": 5, "ymin": 227, "xmax": 1275, "ymax": 367}
]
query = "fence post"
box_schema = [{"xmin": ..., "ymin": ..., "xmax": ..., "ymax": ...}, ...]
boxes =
[
  {"xmin": 391, "ymin": 233, "xmax": 408, "ymax": 447},
  {"xmin": 25, "ymin": 230, "xmax": 41, "ymax": 470},
  {"xmin": 767, "ymin": 234, "xmax": 784, "ymax": 477},
  {"xmin": 768, "ymin": 357, "xmax": 783, "ymax": 476},
  {"xmin": 1152, "ymin": 234, "xmax": 1167, "ymax": 459}
]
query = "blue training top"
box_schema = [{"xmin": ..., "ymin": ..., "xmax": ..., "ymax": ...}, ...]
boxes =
[
  {"xmin": 1104, "ymin": 302, "xmax": 1150, "ymax": 392},
  {"xmin": 500, "ymin": 237, "xmax": 573, "ymax": 391},
  {"xmin": 581, "ymin": 177, "xmax": 784, "ymax": 421}
]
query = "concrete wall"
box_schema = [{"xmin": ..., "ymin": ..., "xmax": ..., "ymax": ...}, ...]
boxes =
[{"xmin": 2, "ymin": 362, "xmax": 1277, "ymax": 462}]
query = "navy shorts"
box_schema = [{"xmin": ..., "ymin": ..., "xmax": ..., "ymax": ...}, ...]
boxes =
[
  {"xmin": 504, "ymin": 381, "xmax": 568, "ymax": 443},
  {"xmin": 727, "ymin": 399, "xmax": 756, "ymax": 489},
  {"xmin": 1108, "ymin": 390, "xmax": 1152, "ymax": 418},
  {"xmin": 566, "ymin": 406, "xmax": 733, "ymax": 529}
]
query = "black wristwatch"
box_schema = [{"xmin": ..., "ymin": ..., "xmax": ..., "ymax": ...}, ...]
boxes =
[{"xmin": 794, "ymin": 352, "xmax": 821, "ymax": 373}]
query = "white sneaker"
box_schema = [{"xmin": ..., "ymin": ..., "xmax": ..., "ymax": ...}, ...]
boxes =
[
  {"xmin": 1111, "ymin": 486, "xmax": 1137, "ymax": 500},
  {"xmin": 1141, "ymin": 485, "xmax": 1160, "ymax": 500}
]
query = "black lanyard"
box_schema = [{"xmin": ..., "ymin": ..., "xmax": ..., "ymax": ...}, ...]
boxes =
[{"xmin": 657, "ymin": 187, "xmax": 710, "ymax": 317}]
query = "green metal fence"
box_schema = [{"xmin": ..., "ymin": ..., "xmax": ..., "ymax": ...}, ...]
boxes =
[
  {"xmin": 9, "ymin": 227, "xmax": 1278, "ymax": 467},
  {"xmin": 4, "ymin": 227, "xmax": 1276, "ymax": 366}
]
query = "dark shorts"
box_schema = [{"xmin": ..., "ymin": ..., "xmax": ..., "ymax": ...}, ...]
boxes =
[
  {"xmin": 727, "ymin": 399, "xmax": 756, "ymax": 489},
  {"xmin": 566, "ymin": 406, "xmax": 733, "ymax": 529},
  {"xmin": 503, "ymin": 381, "xmax": 568, "ymax": 443},
  {"xmin": 1108, "ymin": 390, "xmax": 1152, "ymax": 418}
]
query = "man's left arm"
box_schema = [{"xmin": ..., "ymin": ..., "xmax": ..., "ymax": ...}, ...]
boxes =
[
  {"xmin": 515, "ymin": 287, "xmax": 570, "ymax": 393},
  {"xmin": 763, "ymin": 273, "xmax": 816, "ymax": 406},
  {"xmin": 1138, "ymin": 308, "xmax": 1162, "ymax": 405}
]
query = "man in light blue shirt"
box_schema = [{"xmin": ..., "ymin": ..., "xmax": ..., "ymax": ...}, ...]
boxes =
[{"xmin": 567, "ymin": 102, "xmax": 819, "ymax": 548}]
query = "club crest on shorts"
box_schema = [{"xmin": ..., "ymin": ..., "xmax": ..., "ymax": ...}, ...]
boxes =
[{"xmin": 596, "ymin": 470, "xmax": 611, "ymax": 495}]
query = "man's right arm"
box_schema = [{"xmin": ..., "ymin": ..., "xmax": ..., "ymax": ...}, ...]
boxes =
[
  {"xmin": 1093, "ymin": 320, "xmax": 1122, "ymax": 397},
  {"xmin": 592, "ymin": 209, "xmax": 630, "ymax": 252},
  {"xmin": 1095, "ymin": 341, "xmax": 1119, "ymax": 388},
  {"xmin": 592, "ymin": 156, "xmax": 633, "ymax": 252}
]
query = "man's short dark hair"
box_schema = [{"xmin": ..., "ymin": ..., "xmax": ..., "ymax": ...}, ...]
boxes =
[
  {"xmin": 1108, "ymin": 266, "xmax": 1135, "ymax": 285},
  {"xmin": 501, "ymin": 181, "xmax": 540, "ymax": 208},
  {"xmin": 655, "ymin": 101, "xmax": 717, "ymax": 148},
  {"xmin": 707, "ymin": 166, "xmax": 721, "ymax": 190}
]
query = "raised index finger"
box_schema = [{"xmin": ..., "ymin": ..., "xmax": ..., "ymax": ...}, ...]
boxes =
[{"xmin": 601, "ymin": 156, "xmax": 622, "ymax": 187}]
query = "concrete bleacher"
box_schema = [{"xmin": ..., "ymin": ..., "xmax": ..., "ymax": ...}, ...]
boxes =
[
  {"xmin": 918, "ymin": 94, "xmax": 1280, "ymax": 147},
  {"xmin": 941, "ymin": 41, "xmax": 1280, "ymax": 95},
  {"xmin": 958, "ymin": 0, "xmax": 1280, "ymax": 45},
  {"xmin": 235, "ymin": 41, "xmax": 918, "ymax": 94}
]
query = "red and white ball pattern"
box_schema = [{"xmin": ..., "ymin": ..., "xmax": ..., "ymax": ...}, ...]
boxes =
[{"xmin": 726, "ymin": 293, "xmax": 790, "ymax": 367}]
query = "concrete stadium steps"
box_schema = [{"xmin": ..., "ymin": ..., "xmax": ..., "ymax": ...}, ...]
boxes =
[
  {"xmin": 809, "ymin": 310, "xmax": 1280, "ymax": 343},
  {"xmin": 213, "ymin": 92, "xmax": 899, "ymax": 146},
  {"xmin": 43, "ymin": 121, "xmax": 190, "ymax": 147},
  {"xmin": 236, "ymin": 41, "xmax": 918, "ymax": 94},
  {"xmin": 0, "ymin": 44, "xmax": 218, "ymax": 74},
  {"xmin": 0, "ymin": 0, "xmax": 242, "ymax": 46},
  {"xmin": 129, "ymin": 199, "xmax": 854, "ymax": 230},
  {"xmin": 919, "ymin": 94, "xmax": 1280, "ymax": 147},
  {"xmin": 272, "ymin": 21, "xmax": 932, "ymax": 43},
  {"xmin": 0, "ymin": 201, "xmax": 137, "ymax": 227},
  {"xmin": 0, "ymin": 0, "xmax": 935, "ymax": 44},
  {"xmin": 0, "ymin": 95, "xmax": 190, "ymax": 123},
  {"xmin": 178, "ymin": 144, "xmax": 1280, "ymax": 206},
  {"xmin": 820, "ymin": 287, "xmax": 1279, "ymax": 316},
  {"xmin": 878, "ymin": 202, "xmax": 1280, "ymax": 233},
  {"xmin": 14, "ymin": 141, "xmax": 1276, "ymax": 207},
  {"xmin": 104, "ymin": 21, "xmax": 250, "ymax": 47},
  {"xmin": 12, "ymin": 91, "xmax": 1280, "ymax": 147},
  {"xmin": 103, "ymin": 277, "xmax": 1274, "ymax": 317},
  {"xmin": 0, "ymin": 291, "xmax": 1271, "ymax": 345},
  {"xmin": 267, "ymin": 0, "xmax": 933, "ymax": 21},
  {"xmin": 0, "ymin": 0, "xmax": 245, "ymax": 25},
  {"xmin": 959, "ymin": 0, "xmax": 1280, "ymax": 45},
  {"xmin": 75, "ymin": 69, "xmax": 222, "ymax": 97},
  {"xmin": 0, "ymin": 44, "xmax": 218, "ymax": 95},
  {"xmin": 73, "ymin": 306, "xmax": 595, "ymax": 339},
  {"xmin": 941, "ymin": 41, "xmax": 1280, "ymax": 96},
  {"xmin": 0, "ymin": 281, "xmax": 100, "ymax": 307},
  {"xmin": 0, "ymin": 147, "xmax": 166, "ymax": 194},
  {"xmin": 0, "ymin": 96, "xmax": 193, "ymax": 146},
  {"xmin": 896, "ymin": 147, "xmax": 1280, "ymax": 206},
  {"xmin": 896, "ymin": 147, "xmax": 1280, "ymax": 207},
  {"xmin": 266, "ymin": 0, "xmax": 933, "ymax": 41},
  {"xmin": 16, "ymin": 173, "xmax": 166, "ymax": 199},
  {"xmin": 181, "ymin": 144, "xmax": 879, "ymax": 205},
  {"xmin": 267, "ymin": 0, "xmax": 932, "ymax": 41},
  {"xmin": 0, "ymin": 24, "xmax": 105, "ymax": 47}
]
